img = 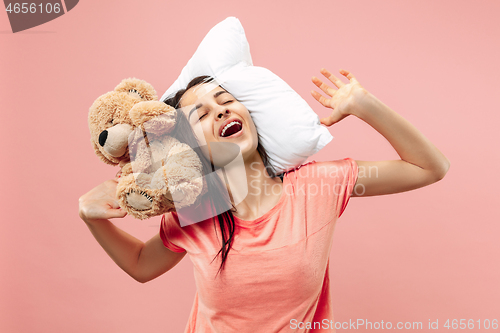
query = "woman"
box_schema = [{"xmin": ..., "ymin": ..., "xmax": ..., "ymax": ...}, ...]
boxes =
[{"xmin": 78, "ymin": 69, "xmax": 450, "ymax": 332}]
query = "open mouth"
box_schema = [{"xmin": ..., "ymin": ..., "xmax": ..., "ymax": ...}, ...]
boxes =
[{"xmin": 219, "ymin": 119, "xmax": 243, "ymax": 138}]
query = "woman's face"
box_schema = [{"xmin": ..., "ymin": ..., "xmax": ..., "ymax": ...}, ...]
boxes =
[{"xmin": 179, "ymin": 82, "xmax": 259, "ymax": 165}]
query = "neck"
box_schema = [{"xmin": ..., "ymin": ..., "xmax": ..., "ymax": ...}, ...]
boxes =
[{"xmin": 223, "ymin": 150, "xmax": 283, "ymax": 221}]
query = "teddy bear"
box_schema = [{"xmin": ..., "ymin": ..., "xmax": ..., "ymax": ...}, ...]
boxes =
[{"xmin": 88, "ymin": 78, "xmax": 204, "ymax": 220}]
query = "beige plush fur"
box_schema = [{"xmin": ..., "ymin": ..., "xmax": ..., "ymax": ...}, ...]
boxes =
[{"xmin": 88, "ymin": 78, "xmax": 204, "ymax": 219}]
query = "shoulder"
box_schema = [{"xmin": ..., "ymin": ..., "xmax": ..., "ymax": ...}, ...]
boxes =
[
  {"xmin": 160, "ymin": 210, "xmax": 217, "ymax": 253},
  {"xmin": 161, "ymin": 210, "xmax": 213, "ymax": 232},
  {"xmin": 160, "ymin": 212, "xmax": 183, "ymax": 236},
  {"xmin": 279, "ymin": 158, "xmax": 359, "ymax": 219},
  {"xmin": 159, "ymin": 213, "xmax": 187, "ymax": 253},
  {"xmin": 283, "ymin": 158, "xmax": 358, "ymax": 182}
]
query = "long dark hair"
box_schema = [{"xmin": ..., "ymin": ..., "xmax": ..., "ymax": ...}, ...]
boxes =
[{"xmin": 163, "ymin": 76, "xmax": 276, "ymax": 276}]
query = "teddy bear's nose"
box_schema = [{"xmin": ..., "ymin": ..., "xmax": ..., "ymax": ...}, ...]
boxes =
[{"xmin": 99, "ymin": 130, "xmax": 108, "ymax": 147}]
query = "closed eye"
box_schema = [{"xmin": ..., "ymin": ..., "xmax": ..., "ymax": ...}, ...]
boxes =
[{"xmin": 197, "ymin": 100, "xmax": 233, "ymax": 121}]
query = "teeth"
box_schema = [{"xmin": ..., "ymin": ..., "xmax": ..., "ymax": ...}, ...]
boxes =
[{"xmin": 221, "ymin": 121, "xmax": 240, "ymax": 137}]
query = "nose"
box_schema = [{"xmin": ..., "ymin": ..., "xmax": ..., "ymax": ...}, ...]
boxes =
[
  {"xmin": 216, "ymin": 109, "xmax": 230, "ymax": 119},
  {"xmin": 99, "ymin": 130, "xmax": 108, "ymax": 146}
]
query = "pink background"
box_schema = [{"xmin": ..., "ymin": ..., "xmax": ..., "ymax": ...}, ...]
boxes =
[{"xmin": 1, "ymin": 0, "xmax": 499, "ymax": 332}]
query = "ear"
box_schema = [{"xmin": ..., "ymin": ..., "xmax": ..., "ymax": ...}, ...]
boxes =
[{"xmin": 114, "ymin": 78, "xmax": 158, "ymax": 101}]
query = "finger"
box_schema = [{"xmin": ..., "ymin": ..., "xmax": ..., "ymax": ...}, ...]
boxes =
[
  {"xmin": 320, "ymin": 117, "xmax": 332, "ymax": 126},
  {"xmin": 107, "ymin": 208, "xmax": 127, "ymax": 219},
  {"xmin": 339, "ymin": 69, "xmax": 359, "ymax": 84},
  {"xmin": 320, "ymin": 68, "xmax": 345, "ymax": 89},
  {"xmin": 311, "ymin": 76, "xmax": 336, "ymax": 97},
  {"xmin": 320, "ymin": 110, "xmax": 345, "ymax": 126},
  {"xmin": 310, "ymin": 90, "xmax": 331, "ymax": 108},
  {"xmin": 110, "ymin": 200, "xmax": 121, "ymax": 209}
]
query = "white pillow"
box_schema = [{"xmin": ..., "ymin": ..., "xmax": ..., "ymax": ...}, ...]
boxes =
[{"xmin": 161, "ymin": 17, "xmax": 333, "ymax": 174}]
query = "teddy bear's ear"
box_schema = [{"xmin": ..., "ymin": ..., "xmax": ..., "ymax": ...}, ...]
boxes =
[{"xmin": 115, "ymin": 78, "xmax": 158, "ymax": 101}]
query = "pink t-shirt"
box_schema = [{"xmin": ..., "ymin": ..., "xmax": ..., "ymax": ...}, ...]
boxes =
[{"xmin": 160, "ymin": 158, "xmax": 358, "ymax": 333}]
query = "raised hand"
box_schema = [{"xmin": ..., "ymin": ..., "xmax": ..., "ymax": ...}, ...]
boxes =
[{"xmin": 311, "ymin": 68, "xmax": 369, "ymax": 126}]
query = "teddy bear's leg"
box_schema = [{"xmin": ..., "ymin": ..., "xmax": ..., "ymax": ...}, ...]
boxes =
[
  {"xmin": 127, "ymin": 192, "xmax": 153, "ymax": 211},
  {"xmin": 120, "ymin": 163, "xmax": 133, "ymax": 177},
  {"xmin": 117, "ymin": 174, "xmax": 155, "ymax": 213}
]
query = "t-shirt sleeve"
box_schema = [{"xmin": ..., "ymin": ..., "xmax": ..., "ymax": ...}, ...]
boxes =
[
  {"xmin": 159, "ymin": 214, "xmax": 187, "ymax": 253},
  {"xmin": 287, "ymin": 157, "xmax": 359, "ymax": 221}
]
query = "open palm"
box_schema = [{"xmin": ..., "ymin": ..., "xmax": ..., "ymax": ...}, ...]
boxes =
[{"xmin": 311, "ymin": 68, "xmax": 368, "ymax": 126}]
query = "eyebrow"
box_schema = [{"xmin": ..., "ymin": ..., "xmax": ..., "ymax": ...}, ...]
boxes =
[{"xmin": 188, "ymin": 90, "xmax": 228, "ymax": 120}]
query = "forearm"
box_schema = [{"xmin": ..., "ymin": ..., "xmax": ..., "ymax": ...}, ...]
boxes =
[
  {"xmin": 353, "ymin": 92, "xmax": 450, "ymax": 176},
  {"xmin": 84, "ymin": 218, "xmax": 144, "ymax": 282}
]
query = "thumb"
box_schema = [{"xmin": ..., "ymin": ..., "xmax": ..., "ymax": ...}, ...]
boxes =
[
  {"xmin": 320, "ymin": 110, "xmax": 346, "ymax": 126},
  {"xmin": 320, "ymin": 117, "xmax": 334, "ymax": 126},
  {"xmin": 107, "ymin": 208, "xmax": 127, "ymax": 219},
  {"xmin": 110, "ymin": 200, "xmax": 121, "ymax": 210}
]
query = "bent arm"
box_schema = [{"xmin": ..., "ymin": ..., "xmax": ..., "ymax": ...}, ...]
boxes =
[
  {"xmin": 352, "ymin": 92, "xmax": 450, "ymax": 197},
  {"xmin": 83, "ymin": 218, "xmax": 186, "ymax": 283},
  {"xmin": 136, "ymin": 233, "xmax": 186, "ymax": 283},
  {"xmin": 79, "ymin": 179, "xmax": 185, "ymax": 283}
]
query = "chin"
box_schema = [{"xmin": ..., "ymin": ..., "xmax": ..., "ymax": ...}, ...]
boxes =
[
  {"xmin": 216, "ymin": 127, "xmax": 259, "ymax": 164},
  {"xmin": 240, "ymin": 143, "xmax": 260, "ymax": 161}
]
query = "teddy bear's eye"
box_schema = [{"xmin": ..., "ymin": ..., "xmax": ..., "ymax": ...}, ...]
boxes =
[
  {"xmin": 110, "ymin": 118, "xmax": 114, "ymax": 125},
  {"xmin": 129, "ymin": 89, "xmax": 143, "ymax": 99}
]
